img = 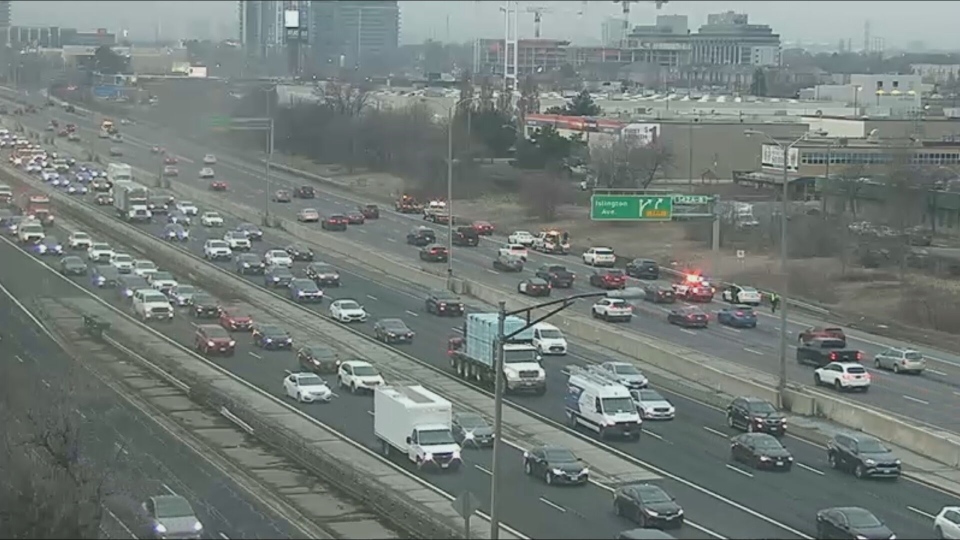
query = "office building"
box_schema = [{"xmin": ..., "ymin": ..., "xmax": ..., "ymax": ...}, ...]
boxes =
[
  {"xmin": 4, "ymin": 26, "xmax": 62, "ymax": 49},
  {"xmin": 310, "ymin": 0, "xmax": 399, "ymax": 71},
  {"xmin": 601, "ymin": 17, "xmax": 626, "ymax": 47},
  {"xmin": 478, "ymin": 39, "xmax": 572, "ymax": 76},
  {"xmin": 690, "ymin": 11, "xmax": 780, "ymax": 67},
  {"xmin": 239, "ymin": 0, "xmax": 283, "ymax": 60}
]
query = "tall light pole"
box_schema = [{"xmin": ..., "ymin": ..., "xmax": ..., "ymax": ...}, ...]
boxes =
[
  {"xmin": 744, "ymin": 129, "xmax": 807, "ymax": 406},
  {"xmin": 446, "ymin": 96, "xmax": 480, "ymax": 277},
  {"xmin": 488, "ymin": 287, "xmax": 646, "ymax": 540}
]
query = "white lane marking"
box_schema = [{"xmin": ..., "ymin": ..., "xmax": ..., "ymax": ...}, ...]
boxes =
[
  {"xmin": 404, "ymin": 310, "xmax": 418, "ymax": 317},
  {"xmin": 539, "ymin": 497, "xmax": 566, "ymax": 513},
  {"xmin": 722, "ymin": 326, "xmax": 742, "ymax": 333},
  {"xmin": 354, "ymin": 228, "xmax": 367, "ymax": 234},
  {"xmin": 486, "ymin": 269, "xmax": 499, "ymax": 274},
  {"xmin": 113, "ymin": 441, "xmax": 129, "ymax": 455},
  {"xmin": 475, "ymin": 464, "xmax": 492, "ymax": 475},
  {"xmin": 687, "ymin": 522, "xmax": 727, "ymax": 539},
  {"xmin": 219, "ymin": 533, "xmax": 230, "ymax": 540},
  {"xmin": 703, "ymin": 426, "xmax": 728, "ymax": 438},
  {"xmin": 452, "ymin": 327, "xmax": 464, "ymax": 334},
  {"xmin": 796, "ymin": 463, "xmax": 823, "ymax": 475},
  {"xmin": 725, "ymin": 464, "xmax": 754, "ymax": 478},
  {"xmin": 249, "ymin": 352, "xmax": 261, "ymax": 359},
  {"xmin": 366, "ymin": 410, "xmax": 374, "ymax": 416},
  {"xmin": 903, "ymin": 395, "xmax": 929, "ymax": 405},
  {"xmin": 366, "ymin": 294, "xmax": 378, "ymax": 301},
  {"xmin": 75, "ymin": 409, "xmax": 87, "ymax": 420},
  {"xmin": 15, "ymin": 354, "xmax": 23, "ymax": 363},
  {"xmin": 679, "ymin": 328, "xmax": 697, "ymax": 336},
  {"xmin": 744, "ymin": 348, "xmax": 764, "ymax": 356},
  {"xmin": 161, "ymin": 483, "xmax": 176, "ymax": 495},
  {"xmin": 386, "ymin": 237, "xmax": 397, "ymax": 243},
  {"xmin": 954, "ymin": 391, "xmax": 960, "ymax": 397},
  {"xmin": 41, "ymin": 379, "xmax": 50, "ymax": 388},
  {"xmin": 926, "ymin": 368, "xmax": 947, "ymax": 376},
  {"xmin": 907, "ymin": 505, "xmax": 936, "ymax": 519},
  {"xmin": 102, "ymin": 506, "xmax": 137, "ymax": 539},
  {"xmin": 642, "ymin": 429, "xmax": 663, "ymax": 440}
]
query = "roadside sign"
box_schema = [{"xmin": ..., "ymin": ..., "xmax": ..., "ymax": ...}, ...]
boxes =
[
  {"xmin": 93, "ymin": 85, "xmax": 122, "ymax": 99},
  {"xmin": 673, "ymin": 194, "xmax": 712, "ymax": 205},
  {"xmin": 590, "ymin": 194, "xmax": 673, "ymax": 221},
  {"xmin": 452, "ymin": 490, "xmax": 480, "ymax": 519}
]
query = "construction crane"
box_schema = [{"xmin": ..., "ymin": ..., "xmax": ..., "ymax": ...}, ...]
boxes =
[
  {"xmin": 612, "ymin": 1, "xmax": 668, "ymax": 47},
  {"xmin": 525, "ymin": 6, "xmax": 553, "ymax": 38}
]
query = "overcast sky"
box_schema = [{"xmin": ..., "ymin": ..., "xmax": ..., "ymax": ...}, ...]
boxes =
[{"xmin": 12, "ymin": 1, "xmax": 959, "ymax": 50}]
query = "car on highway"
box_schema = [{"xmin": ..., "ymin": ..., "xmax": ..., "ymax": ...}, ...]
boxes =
[
  {"xmin": 451, "ymin": 226, "xmax": 479, "ymax": 247},
  {"xmin": 534, "ymin": 265, "xmax": 574, "ymax": 288},
  {"xmin": 797, "ymin": 338, "xmax": 862, "ymax": 368},
  {"xmin": 138, "ymin": 494, "xmax": 204, "ymax": 540},
  {"xmin": 726, "ymin": 396, "xmax": 786, "ymax": 435},
  {"xmin": 672, "ymin": 275, "xmax": 714, "ymax": 302},
  {"xmin": 630, "ymin": 388, "xmax": 675, "ymax": 420},
  {"xmin": 667, "ymin": 306, "xmax": 708, "ymax": 328},
  {"xmin": 297, "ymin": 344, "xmax": 341, "ymax": 374},
  {"xmin": 194, "ymin": 324, "xmax": 235, "ymax": 356},
  {"xmin": 110, "ymin": 252, "xmax": 135, "ymax": 273},
  {"xmin": 321, "ymin": 214, "xmax": 348, "ymax": 231},
  {"xmin": 289, "ymin": 278, "xmax": 323, "ymax": 303},
  {"xmin": 721, "ymin": 284, "xmax": 763, "ymax": 306},
  {"xmin": 933, "ymin": 506, "xmax": 960, "ymax": 539},
  {"xmin": 730, "ymin": 433, "xmax": 794, "ymax": 471},
  {"xmin": 162, "ymin": 223, "xmax": 189, "ymax": 242},
  {"xmin": 337, "ymin": 360, "xmax": 384, "ymax": 394},
  {"xmin": 799, "ymin": 326, "xmax": 846, "ymax": 345},
  {"xmin": 589, "ymin": 269, "xmax": 627, "ymax": 290},
  {"xmin": 827, "ymin": 432, "xmax": 901, "ymax": 479},
  {"xmin": 283, "ymin": 372, "xmax": 332, "ymax": 403},
  {"xmin": 492, "ymin": 253, "xmax": 523, "ymax": 272},
  {"xmin": 163, "ymin": 165, "xmax": 179, "ymax": 177},
  {"xmin": 613, "ymin": 483, "xmax": 684, "ymax": 529},
  {"xmin": 814, "ymin": 362, "xmax": 871, "ymax": 392},
  {"xmin": 873, "ymin": 347, "xmax": 926, "ymax": 374},
  {"xmin": 346, "ymin": 211, "xmax": 366, "ymax": 225},
  {"xmin": 90, "ymin": 264, "xmax": 121, "ymax": 288},
  {"xmin": 293, "ymin": 185, "xmax": 315, "ymax": 199},
  {"xmin": 305, "ymin": 262, "xmax": 341, "ymax": 286},
  {"xmin": 94, "ymin": 193, "xmax": 114, "ymax": 205},
  {"xmin": 148, "ymin": 271, "xmax": 178, "ymax": 293},
  {"xmin": 209, "ymin": 180, "xmax": 228, "ymax": 192},
  {"xmin": 189, "ymin": 293, "xmax": 220, "ymax": 319},
  {"xmin": 498, "ymin": 243, "xmax": 528, "ymax": 261},
  {"xmin": 264, "ymin": 249, "xmax": 293, "ymax": 267},
  {"xmin": 164, "ymin": 155, "xmax": 178, "ymax": 165},
  {"xmin": 132, "ymin": 259, "xmax": 159, "ymax": 278},
  {"xmin": 523, "ymin": 444, "xmax": 589, "ymax": 485},
  {"xmin": 200, "ymin": 211, "xmax": 224, "ymax": 227},
  {"xmin": 147, "ymin": 196, "xmax": 171, "ymax": 214},
  {"xmin": 518, "ymin": 277, "xmax": 551, "ymax": 297},
  {"xmin": 419, "ymin": 244, "xmax": 449, "ymax": 262},
  {"xmin": 33, "ymin": 235, "xmax": 63, "ymax": 256},
  {"xmin": 235, "ymin": 222, "xmax": 263, "ymax": 241},
  {"xmin": 285, "ymin": 243, "xmax": 314, "ymax": 262},
  {"xmin": 297, "ymin": 208, "xmax": 321, "ymax": 222},
  {"xmin": 717, "ymin": 306, "xmax": 758, "ymax": 328},
  {"xmin": 272, "ymin": 189, "xmax": 292, "ymax": 203},
  {"xmin": 219, "ymin": 309, "xmax": 253, "ymax": 332},
  {"xmin": 507, "ymin": 230, "xmax": 535, "ymax": 246},
  {"xmin": 175, "ymin": 201, "xmax": 199, "ymax": 216},
  {"xmin": 203, "ymin": 153, "xmax": 217, "ymax": 165},
  {"xmin": 815, "ymin": 507, "xmax": 894, "ymax": 540},
  {"xmin": 591, "ymin": 298, "xmax": 633, "ymax": 322},
  {"xmin": 329, "ymin": 299, "xmax": 368, "ymax": 323},
  {"xmin": 118, "ymin": 275, "xmax": 149, "ymax": 301},
  {"xmin": 108, "ymin": 146, "xmax": 123, "ymax": 156},
  {"xmin": 167, "ymin": 211, "xmax": 192, "ymax": 226},
  {"xmin": 641, "ymin": 284, "xmax": 675, "ymax": 304},
  {"xmin": 471, "ymin": 220, "xmax": 494, "ymax": 236},
  {"xmin": 216, "ymin": 230, "xmax": 249, "ymax": 251},
  {"xmin": 202, "ymin": 239, "xmax": 232, "ymax": 261},
  {"xmin": 198, "ymin": 167, "xmax": 215, "ymax": 179},
  {"xmin": 598, "ymin": 361, "xmax": 648, "ymax": 389},
  {"xmin": 65, "ymin": 183, "xmax": 88, "ymax": 196},
  {"xmin": 252, "ymin": 322, "xmax": 293, "ymax": 350},
  {"xmin": 406, "ymin": 226, "xmax": 436, "ymax": 246},
  {"xmin": 264, "ymin": 265, "xmax": 295, "ymax": 288},
  {"xmin": 582, "ymin": 247, "xmax": 616, "ymax": 267},
  {"xmin": 168, "ymin": 284, "xmax": 199, "ymax": 307},
  {"xmin": 58, "ymin": 255, "xmax": 88, "ymax": 276},
  {"xmin": 374, "ymin": 318, "xmax": 415, "ymax": 344},
  {"xmin": 425, "ymin": 290, "xmax": 464, "ymax": 316},
  {"xmin": 234, "ymin": 253, "xmax": 265, "ymax": 274},
  {"xmin": 91, "ymin": 178, "xmax": 112, "ymax": 192},
  {"xmin": 452, "ymin": 412, "xmax": 494, "ymax": 447}
]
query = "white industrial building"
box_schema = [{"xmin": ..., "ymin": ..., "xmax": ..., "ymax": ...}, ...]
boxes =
[
  {"xmin": 911, "ymin": 63, "xmax": 960, "ymax": 84},
  {"xmin": 799, "ymin": 73, "xmax": 924, "ymax": 117}
]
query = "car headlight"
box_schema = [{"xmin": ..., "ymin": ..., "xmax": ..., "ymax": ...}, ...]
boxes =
[
  {"xmin": 452, "ymin": 449, "xmax": 461, "ymax": 459},
  {"xmin": 463, "ymin": 432, "xmax": 475, "ymax": 440},
  {"xmin": 423, "ymin": 453, "xmax": 433, "ymax": 461},
  {"xmin": 551, "ymin": 468, "xmax": 564, "ymax": 475},
  {"xmin": 154, "ymin": 523, "xmax": 167, "ymax": 533},
  {"xmin": 193, "ymin": 521, "xmax": 203, "ymax": 531},
  {"xmin": 894, "ymin": 459, "xmax": 901, "ymax": 465},
  {"xmin": 265, "ymin": 338, "xmax": 273, "ymax": 342},
  {"xmin": 759, "ymin": 456, "xmax": 770, "ymax": 461},
  {"xmin": 243, "ymin": 262, "xmax": 250, "ymax": 267},
  {"xmin": 646, "ymin": 509, "xmax": 659, "ymax": 516},
  {"xmin": 297, "ymin": 291, "xmax": 304, "ymax": 296},
  {"xmin": 865, "ymin": 459, "xmax": 876, "ymax": 466}
]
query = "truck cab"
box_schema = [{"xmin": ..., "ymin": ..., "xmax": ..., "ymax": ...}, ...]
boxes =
[
  {"xmin": 374, "ymin": 385, "xmax": 462, "ymax": 471},
  {"xmin": 566, "ymin": 366, "xmax": 642, "ymax": 440}
]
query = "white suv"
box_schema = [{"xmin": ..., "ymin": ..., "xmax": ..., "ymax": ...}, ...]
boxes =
[
  {"xmin": 67, "ymin": 231, "xmax": 93, "ymax": 250},
  {"xmin": 337, "ymin": 360, "xmax": 384, "ymax": 394},
  {"xmin": 814, "ymin": 362, "xmax": 871, "ymax": 392},
  {"xmin": 110, "ymin": 253, "xmax": 135, "ymax": 273},
  {"xmin": 583, "ymin": 247, "xmax": 616, "ymax": 267},
  {"xmin": 17, "ymin": 222, "xmax": 45, "ymax": 243},
  {"xmin": 203, "ymin": 239, "xmax": 232, "ymax": 260},
  {"xmin": 223, "ymin": 231, "xmax": 251, "ymax": 250},
  {"xmin": 87, "ymin": 243, "xmax": 114, "ymax": 262},
  {"xmin": 200, "ymin": 211, "xmax": 224, "ymax": 227},
  {"xmin": 264, "ymin": 249, "xmax": 293, "ymax": 267},
  {"xmin": 176, "ymin": 201, "xmax": 199, "ymax": 216}
]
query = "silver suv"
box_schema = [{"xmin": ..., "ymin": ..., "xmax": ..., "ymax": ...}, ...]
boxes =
[{"xmin": 873, "ymin": 347, "xmax": 925, "ymax": 374}]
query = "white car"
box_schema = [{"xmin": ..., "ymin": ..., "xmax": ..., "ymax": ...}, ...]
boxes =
[
  {"xmin": 66, "ymin": 184, "xmax": 88, "ymax": 196},
  {"xmin": 199, "ymin": 167, "xmax": 215, "ymax": 179},
  {"xmin": 223, "ymin": 231, "xmax": 251, "ymax": 250},
  {"xmin": 630, "ymin": 388, "xmax": 676, "ymax": 420},
  {"xmin": 283, "ymin": 372, "xmax": 332, "ymax": 403},
  {"xmin": 498, "ymin": 243, "xmax": 528, "ymax": 261},
  {"xmin": 531, "ymin": 322, "xmax": 567, "ymax": 355},
  {"xmin": 17, "ymin": 222, "xmax": 45, "ymax": 243},
  {"xmin": 264, "ymin": 249, "xmax": 293, "ymax": 268},
  {"xmin": 87, "ymin": 243, "xmax": 115, "ymax": 262},
  {"xmin": 721, "ymin": 284, "xmax": 762, "ymax": 306},
  {"xmin": 149, "ymin": 271, "xmax": 179, "ymax": 292},
  {"xmin": 934, "ymin": 506, "xmax": 960, "ymax": 540},
  {"xmin": 598, "ymin": 361, "xmax": 648, "ymax": 389},
  {"xmin": 67, "ymin": 231, "xmax": 93, "ymax": 250},
  {"xmin": 337, "ymin": 360, "xmax": 384, "ymax": 394},
  {"xmin": 200, "ymin": 211, "xmax": 224, "ymax": 227},
  {"xmin": 132, "ymin": 259, "xmax": 159, "ymax": 278},
  {"xmin": 41, "ymin": 169, "xmax": 60, "ymax": 182},
  {"xmin": 507, "ymin": 230, "xmax": 535, "ymax": 246},
  {"xmin": 583, "ymin": 247, "xmax": 617, "ymax": 267},
  {"xmin": 814, "ymin": 362, "xmax": 871, "ymax": 392},
  {"xmin": 203, "ymin": 239, "xmax": 233, "ymax": 260},
  {"xmin": 203, "ymin": 154, "xmax": 217, "ymax": 165},
  {"xmin": 591, "ymin": 298, "xmax": 633, "ymax": 322},
  {"xmin": 329, "ymin": 299, "xmax": 368, "ymax": 323},
  {"xmin": 176, "ymin": 201, "xmax": 199, "ymax": 216},
  {"xmin": 168, "ymin": 285, "xmax": 201, "ymax": 307},
  {"xmin": 110, "ymin": 253, "xmax": 135, "ymax": 273}
]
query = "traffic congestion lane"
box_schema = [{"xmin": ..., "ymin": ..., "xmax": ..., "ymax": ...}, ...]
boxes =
[
  {"xmin": 7, "ymin": 226, "xmax": 624, "ymax": 540},
  {"xmin": 0, "ymin": 243, "xmax": 303, "ymax": 540},
  {"xmin": 74, "ymin": 202, "xmax": 951, "ymax": 540}
]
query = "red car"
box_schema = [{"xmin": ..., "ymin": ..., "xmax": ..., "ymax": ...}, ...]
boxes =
[
  {"xmin": 210, "ymin": 180, "xmax": 228, "ymax": 191},
  {"xmin": 321, "ymin": 215, "xmax": 348, "ymax": 231},
  {"xmin": 799, "ymin": 326, "xmax": 846, "ymax": 345},
  {"xmin": 346, "ymin": 212, "xmax": 365, "ymax": 225},
  {"xmin": 57, "ymin": 129, "xmax": 69, "ymax": 137},
  {"xmin": 589, "ymin": 269, "xmax": 627, "ymax": 290},
  {"xmin": 164, "ymin": 155, "xmax": 178, "ymax": 164},
  {"xmin": 472, "ymin": 220, "xmax": 494, "ymax": 235},
  {"xmin": 66, "ymin": 124, "xmax": 76, "ymax": 133},
  {"xmin": 219, "ymin": 309, "xmax": 253, "ymax": 332}
]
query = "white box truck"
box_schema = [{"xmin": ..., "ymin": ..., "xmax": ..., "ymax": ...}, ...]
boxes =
[
  {"xmin": 447, "ymin": 313, "xmax": 546, "ymax": 394},
  {"xmin": 114, "ymin": 180, "xmax": 152, "ymax": 222},
  {"xmin": 374, "ymin": 385, "xmax": 462, "ymax": 471},
  {"xmin": 107, "ymin": 162, "xmax": 133, "ymax": 184},
  {"xmin": 566, "ymin": 366, "xmax": 641, "ymax": 440}
]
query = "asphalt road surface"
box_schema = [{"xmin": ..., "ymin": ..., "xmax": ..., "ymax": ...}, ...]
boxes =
[
  {"xmin": 0, "ymin": 180, "xmax": 950, "ymax": 539},
  {"xmin": 21, "ymin": 102, "xmax": 960, "ymax": 435},
  {"xmin": 0, "ymin": 243, "xmax": 305, "ymax": 540}
]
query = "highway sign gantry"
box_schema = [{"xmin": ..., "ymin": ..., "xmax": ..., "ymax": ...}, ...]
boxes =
[{"xmin": 590, "ymin": 194, "xmax": 673, "ymax": 221}]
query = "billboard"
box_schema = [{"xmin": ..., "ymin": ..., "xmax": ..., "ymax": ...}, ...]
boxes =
[
  {"xmin": 284, "ymin": 9, "xmax": 300, "ymax": 29},
  {"xmin": 187, "ymin": 66, "xmax": 208, "ymax": 78},
  {"xmin": 621, "ymin": 123, "xmax": 660, "ymax": 146},
  {"xmin": 760, "ymin": 144, "xmax": 800, "ymax": 172}
]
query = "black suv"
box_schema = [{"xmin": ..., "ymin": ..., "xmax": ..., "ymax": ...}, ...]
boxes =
[
  {"xmin": 625, "ymin": 258, "xmax": 660, "ymax": 280},
  {"xmin": 827, "ymin": 432, "xmax": 901, "ymax": 479},
  {"xmin": 406, "ymin": 226, "xmax": 436, "ymax": 246},
  {"xmin": 451, "ymin": 226, "xmax": 479, "ymax": 247},
  {"xmin": 297, "ymin": 344, "xmax": 340, "ymax": 374},
  {"xmin": 726, "ymin": 396, "xmax": 786, "ymax": 436},
  {"xmin": 189, "ymin": 293, "xmax": 220, "ymax": 319},
  {"xmin": 425, "ymin": 290, "xmax": 464, "ymax": 316}
]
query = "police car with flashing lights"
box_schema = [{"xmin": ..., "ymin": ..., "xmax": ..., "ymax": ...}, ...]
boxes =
[{"xmin": 565, "ymin": 366, "xmax": 641, "ymax": 440}]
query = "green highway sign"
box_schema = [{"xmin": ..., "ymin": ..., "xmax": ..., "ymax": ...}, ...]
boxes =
[
  {"xmin": 209, "ymin": 116, "xmax": 231, "ymax": 127},
  {"xmin": 673, "ymin": 194, "xmax": 712, "ymax": 205},
  {"xmin": 590, "ymin": 194, "xmax": 673, "ymax": 221}
]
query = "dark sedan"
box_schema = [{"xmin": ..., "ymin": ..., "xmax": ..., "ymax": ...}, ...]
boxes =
[
  {"xmin": 452, "ymin": 412, "xmax": 494, "ymax": 448},
  {"xmin": 518, "ymin": 278, "xmax": 551, "ymax": 297},
  {"xmin": 91, "ymin": 265, "xmax": 121, "ymax": 288},
  {"xmin": 252, "ymin": 323, "xmax": 293, "ymax": 350},
  {"xmin": 717, "ymin": 306, "xmax": 758, "ymax": 328},
  {"xmin": 523, "ymin": 445, "xmax": 589, "ymax": 485},
  {"xmin": 589, "ymin": 269, "xmax": 626, "ymax": 290},
  {"xmin": 667, "ymin": 306, "xmax": 708, "ymax": 328},
  {"xmin": 406, "ymin": 227, "xmax": 436, "ymax": 246},
  {"xmin": 492, "ymin": 253, "xmax": 523, "ymax": 272},
  {"xmin": 59, "ymin": 255, "xmax": 88, "ymax": 275},
  {"xmin": 321, "ymin": 215, "xmax": 349, "ymax": 231},
  {"xmin": 235, "ymin": 253, "xmax": 266, "ymax": 274},
  {"xmin": 373, "ymin": 318, "xmax": 415, "ymax": 344},
  {"xmin": 346, "ymin": 212, "xmax": 366, "ymax": 225},
  {"xmin": 625, "ymin": 258, "xmax": 659, "ymax": 280},
  {"xmin": 285, "ymin": 244, "xmax": 314, "ymax": 262},
  {"xmin": 236, "ymin": 223, "xmax": 263, "ymax": 241},
  {"xmin": 294, "ymin": 185, "xmax": 316, "ymax": 198},
  {"xmin": 265, "ymin": 266, "xmax": 295, "ymax": 288},
  {"xmin": 613, "ymin": 483, "xmax": 684, "ymax": 529},
  {"xmin": 189, "ymin": 293, "xmax": 220, "ymax": 319},
  {"xmin": 297, "ymin": 344, "xmax": 341, "ymax": 374},
  {"xmin": 642, "ymin": 284, "xmax": 675, "ymax": 304},
  {"xmin": 730, "ymin": 433, "xmax": 794, "ymax": 471},
  {"xmin": 305, "ymin": 263, "xmax": 341, "ymax": 286},
  {"xmin": 359, "ymin": 204, "xmax": 380, "ymax": 219},
  {"xmin": 815, "ymin": 507, "xmax": 894, "ymax": 540},
  {"xmin": 419, "ymin": 244, "xmax": 448, "ymax": 262}
]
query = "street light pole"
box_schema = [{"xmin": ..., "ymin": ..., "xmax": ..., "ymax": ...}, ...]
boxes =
[
  {"xmin": 264, "ymin": 92, "xmax": 274, "ymax": 224},
  {"xmin": 446, "ymin": 97, "xmax": 480, "ymax": 277}
]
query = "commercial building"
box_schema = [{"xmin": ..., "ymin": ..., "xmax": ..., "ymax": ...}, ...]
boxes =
[
  {"xmin": 0, "ymin": 0, "xmax": 10, "ymax": 29},
  {"xmin": 239, "ymin": 0, "xmax": 283, "ymax": 60},
  {"xmin": 478, "ymin": 38, "xmax": 571, "ymax": 76},
  {"xmin": 309, "ymin": 0, "xmax": 399, "ymax": 71},
  {"xmin": 601, "ymin": 18, "xmax": 627, "ymax": 48},
  {"xmin": 912, "ymin": 63, "xmax": 960, "ymax": 84}
]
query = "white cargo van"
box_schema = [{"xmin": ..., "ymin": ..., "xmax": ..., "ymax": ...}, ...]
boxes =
[
  {"xmin": 565, "ymin": 366, "xmax": 641, "ymax": 440},
  {"xmin": 532, "ymin": 322, "xmax": 568, "ymax": 355},
  {"xmin": 374, "ymin": 385, "xmax": 462, "ymax": 471}
]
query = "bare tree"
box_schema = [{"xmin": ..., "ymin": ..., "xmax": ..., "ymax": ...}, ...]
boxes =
[
  {"xmin": 519, "ymin": 171, "xmax": 570, "ymax": 221},
  {"xmin": 881, "ymin": 150, "xmax": 937, "ymax": 279},
  {"xmin": 591, "ymin": 140, "xmax": 675, "ymax": 188},
  {"xmin": 831, "ymin": 163, "xmax": 869, "ymax": 217},
  {"xmin": 321, "ymin": 81, "xmax": 370, "ymax": 117},
  {"xmin": 516, "ymin": 76, "xmax": 540, "ymax": 120}
]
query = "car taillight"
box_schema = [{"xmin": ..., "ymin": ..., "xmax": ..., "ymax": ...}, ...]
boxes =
[
  {"xmin": 735, "ymin": 311, "xmax": 743, "ymax": 316},
  {"xmin": 856, "ymin": 351, "xmax": 863, "ymax": 361},
  {"xmin": 829, "ymin": 352, "xmax": 838, "ymax": 360}
]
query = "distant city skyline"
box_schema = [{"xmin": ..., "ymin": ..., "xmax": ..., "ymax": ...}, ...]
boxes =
[{"xmin": 9, "ymin": 1, "xmax": 960, "ymax": 51}]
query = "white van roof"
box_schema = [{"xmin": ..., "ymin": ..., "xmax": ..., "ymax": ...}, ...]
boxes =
[{"xmin": 533, "ymin": 322, "xmax": 560, "ymax": 331}]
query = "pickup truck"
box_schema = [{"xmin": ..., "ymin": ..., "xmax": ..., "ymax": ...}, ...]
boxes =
[
  {"xmin": 796, "ymin": 338, "xmax": 862, "ymax": 368},
  {"xmin": 535, "ymin": 264, "xmax": 575, "ymax": 288}
]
